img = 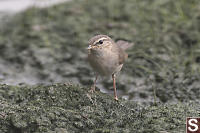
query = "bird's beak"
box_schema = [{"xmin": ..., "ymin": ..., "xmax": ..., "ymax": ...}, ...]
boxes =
[{"xmin": 87, "ymin": 45, "xmax": 92, "ymax": 50}]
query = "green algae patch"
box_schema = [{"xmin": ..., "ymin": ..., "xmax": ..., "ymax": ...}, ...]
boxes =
[{"xmin": 0, "ymin": 84, "xmax": 199, "ymax": 132}]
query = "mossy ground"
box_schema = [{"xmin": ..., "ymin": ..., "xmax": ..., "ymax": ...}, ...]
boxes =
[
  {"xmin": 0, "ymin": 0, "xmax": 200, "ymax": 132},
  {"xmin": 0, "ymin": 84, "xmax": 199, "ymax": 133}
]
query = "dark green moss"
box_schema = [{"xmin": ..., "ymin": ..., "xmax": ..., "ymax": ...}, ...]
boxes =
[{"xmin": 0, "ymin": 84, "xmax": 199, "ymax": 132}]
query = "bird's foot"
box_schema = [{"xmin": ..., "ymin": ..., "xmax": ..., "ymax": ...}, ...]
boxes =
[
  {"xmin": 114, "ymin": 96, "xmax": 118, "ymax": 101},
  {"xmin": 89, "ymin": 86, "xmax": 95, "ymax": 93}
]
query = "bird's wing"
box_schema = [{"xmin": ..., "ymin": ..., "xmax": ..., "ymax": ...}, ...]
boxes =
[
  {"xmin": 116, "ymin": 40, "xmax": 134, "ymax": 50},
  {"xmin": 118, "ymin": 46, "xmax": 128, "ymax": 65}
]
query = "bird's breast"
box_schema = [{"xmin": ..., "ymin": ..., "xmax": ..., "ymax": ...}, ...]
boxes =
[{"xmin": 88, "ymin": 48, "xmax": 121, "ymax": 76}]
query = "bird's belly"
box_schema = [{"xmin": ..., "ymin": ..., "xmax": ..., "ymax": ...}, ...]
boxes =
[{"xmin": 88, "ymin": 52, "xmax": 122, "ymax": 76}]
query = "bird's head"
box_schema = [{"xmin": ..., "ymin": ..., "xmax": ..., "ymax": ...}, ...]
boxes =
[{"xmin": 87, "ymin": 35, "xmax": 114, "ymax": 51}]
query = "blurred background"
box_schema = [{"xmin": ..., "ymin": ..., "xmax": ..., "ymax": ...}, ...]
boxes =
[
  {"xmin": 0, "ymin": 0, "xmax": 200, "ymax": 104},
  {"xmin": 0, "ymin": 0, "xmax": 68, "ymax": 12}
]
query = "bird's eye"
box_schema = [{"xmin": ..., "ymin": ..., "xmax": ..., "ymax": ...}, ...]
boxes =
[{"xmin": 99, "ymin": 40, "xmax": 103, "ymax": 44}]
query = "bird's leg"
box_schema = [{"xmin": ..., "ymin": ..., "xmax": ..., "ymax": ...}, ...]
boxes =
[
  {"xmin": 112, "ymin": 74, "xmax": 118, "ymax": 100},
  {"xmin": 90, "ymin": 74, "xmax": 98, "ymax": 92}
]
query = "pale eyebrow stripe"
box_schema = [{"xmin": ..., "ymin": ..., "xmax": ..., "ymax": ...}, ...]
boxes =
[{"xmin": 94, "ymin": 37, "xmax": 108, "ymax": 44}]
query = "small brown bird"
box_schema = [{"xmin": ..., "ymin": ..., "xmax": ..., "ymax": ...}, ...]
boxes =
[{"xmin": 87, "ymin": 35, "xmax": 132, "ymax": 100}]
